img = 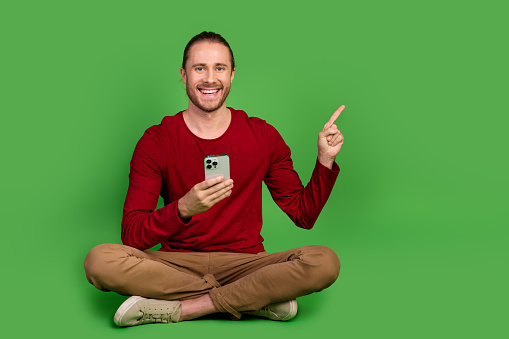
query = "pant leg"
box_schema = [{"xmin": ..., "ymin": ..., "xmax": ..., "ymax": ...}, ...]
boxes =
[
  {"xmin": 208, "ymin": 245, "xmax": 340, "ymax": 319},
  {"xmin": 84, "ymin": 244, "xmax": 340, "ymax": 320},
  {"xmin": 84, "ymin": 243, "xmax": 218, "ymax": 301}
]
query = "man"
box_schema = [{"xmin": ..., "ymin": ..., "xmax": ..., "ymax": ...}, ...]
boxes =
[{"xmin": 84, "ymin": 31, "xmax": 345, "ymax": 326}]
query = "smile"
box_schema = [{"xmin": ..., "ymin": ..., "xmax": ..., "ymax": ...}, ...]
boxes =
[{"xmin": 199, "ymin": 88, "xmax": 220, "ymax": 96}]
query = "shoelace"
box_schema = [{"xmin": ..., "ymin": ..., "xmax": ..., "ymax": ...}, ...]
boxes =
[
  {"xmin": 259, "ymin": 305, "xmax": 282, "ymax": 319},
  {"xmin": 140, "ymin": 311, "xmax": 175, "ymax": 323}
]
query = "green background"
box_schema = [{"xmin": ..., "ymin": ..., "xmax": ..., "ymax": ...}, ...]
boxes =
[{"xmin": 1, "ymin": 0, "xmax": 507, "ymax": 338}]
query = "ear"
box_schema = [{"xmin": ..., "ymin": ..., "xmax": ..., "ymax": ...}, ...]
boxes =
[
  {"xmin": 180, "ymin": 67, "xmax": 187, "ymax": 84},
  {"xmin": 230, "ymin": 68, "xmax": 235, "ymax": 83}
]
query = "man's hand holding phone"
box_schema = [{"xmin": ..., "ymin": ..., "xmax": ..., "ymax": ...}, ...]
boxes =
[{"xmin": 177, "ymin": 176, "xmax": 234, "ymax": 222}]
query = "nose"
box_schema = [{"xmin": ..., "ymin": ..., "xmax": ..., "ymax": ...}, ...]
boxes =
[{"xmin": 205, "ymin": 69, "xmax": 216, "ymax": 84}]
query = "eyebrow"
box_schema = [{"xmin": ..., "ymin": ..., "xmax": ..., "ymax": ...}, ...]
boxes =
[{"xmin": 191, "ymin": 63, "xmax": 229, "ymax": 68}]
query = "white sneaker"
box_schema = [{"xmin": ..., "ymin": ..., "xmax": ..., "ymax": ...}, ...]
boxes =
[
  {"xmin": 245, "ymin": 299, "xmax": 298, "ymax": 321},
  {"xmin": 114, "ymin": 296, "xmax": 181, "ymax": 327}
]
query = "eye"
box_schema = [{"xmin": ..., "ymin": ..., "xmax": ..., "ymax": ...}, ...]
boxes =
[
  {"xmin": 196, "ymin": 67, "xmax": 204, "ymax": 71},
  {"xmin": 217, "ymin": 67, "xmax": 224, "ymax": 71}
]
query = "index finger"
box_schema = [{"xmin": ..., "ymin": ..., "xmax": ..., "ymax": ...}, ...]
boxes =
[{"xmin": 325, "ymin": 105, "xmax": 345, "ymax": 128}]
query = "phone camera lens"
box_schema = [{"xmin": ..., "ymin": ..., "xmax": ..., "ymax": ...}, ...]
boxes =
[
  {"xmin": 206, "ymin": 159, "xmax": 211, "ymax": 164},
  {"xmin": 212, "ymin": 161, "xmax": 218, "ymax": 166},
  {"xmin": 207, "ymin": 165, "xmax": 212, "ymax": 169}
]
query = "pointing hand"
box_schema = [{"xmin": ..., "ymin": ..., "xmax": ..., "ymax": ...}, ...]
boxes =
[{"xmin": 317, "ymin": 105, "xmax": 345, "ymax": 168}]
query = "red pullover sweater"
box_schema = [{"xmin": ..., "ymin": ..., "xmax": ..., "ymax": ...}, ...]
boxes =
[{"xmin": 121, "ymin": 108, "xmax": 340, "ymax": 253}]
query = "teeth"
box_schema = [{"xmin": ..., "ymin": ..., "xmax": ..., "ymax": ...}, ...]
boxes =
[{"xmin": 200, "ymin": 89, "xmax": 219, "ymax": 94}]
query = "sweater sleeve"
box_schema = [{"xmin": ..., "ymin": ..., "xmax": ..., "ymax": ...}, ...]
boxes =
[
  {"xmin": 263, "ymin": 124, "xmax": 340, "ymax": 229},
  {"xmin": 121, "ymin": 129, "xmax": 190, "ymax": 250}
]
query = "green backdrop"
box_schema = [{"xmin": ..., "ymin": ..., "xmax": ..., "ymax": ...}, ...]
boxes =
[{"xmin": 1, "ymin": 0, "xmax": 507, "ymax": 338}]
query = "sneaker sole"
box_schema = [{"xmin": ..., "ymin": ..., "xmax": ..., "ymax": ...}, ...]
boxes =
[{"xmin": 114, "ymin": 296, "xmax": 146, "ymax": 326}]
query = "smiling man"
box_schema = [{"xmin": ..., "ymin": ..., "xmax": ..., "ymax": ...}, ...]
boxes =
[
  {"xmin": 84, "ymin": 31, "xmax": 345, "ymax": 326},
  {"xmin": 183, "ymin": 46, "xmax": 233, "ymax": 114}
]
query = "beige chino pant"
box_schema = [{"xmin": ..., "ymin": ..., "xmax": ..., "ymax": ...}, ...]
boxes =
[{"xmin": 84, "ymin": 244, "xmax": 340, "ymax": 319}]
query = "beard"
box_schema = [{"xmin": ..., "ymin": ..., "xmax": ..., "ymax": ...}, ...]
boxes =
[{"xmin": 186, "ymin": 81, "xmax": 231, "ymax": 113}]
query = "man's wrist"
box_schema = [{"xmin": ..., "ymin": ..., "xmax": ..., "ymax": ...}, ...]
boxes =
[
  {"xmin": 317, "ymin": 154, "xmax": 335, "ymax": 170},
  {"xmin": 177, "ymin": 199, "xmax": 192, "ymax": 222}
]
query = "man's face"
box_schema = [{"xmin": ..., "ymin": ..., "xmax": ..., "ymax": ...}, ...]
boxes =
[{"xmin": 181, "ymin": 41, "xmax": 235, "ymax": 113}]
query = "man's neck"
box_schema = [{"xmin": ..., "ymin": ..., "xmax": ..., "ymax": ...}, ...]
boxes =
[{"xmin": 183, "ymin": 104, "xmax": 231, "ymax": 139}]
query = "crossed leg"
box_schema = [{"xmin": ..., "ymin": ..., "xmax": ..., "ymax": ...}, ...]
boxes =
[{"xmin": 84, "ymin": 243, "xmax": 340, "ymax": 320}]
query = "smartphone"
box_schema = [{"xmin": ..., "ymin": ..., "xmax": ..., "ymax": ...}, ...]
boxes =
[{"xmin": 204, "ymin": 154, "xmax": 230, "ymax": 180}]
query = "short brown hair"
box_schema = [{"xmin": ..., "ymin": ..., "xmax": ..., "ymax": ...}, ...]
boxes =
[{"xmin": 182, "ymin": 31, "xmax": 235, "ymax": 70}]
